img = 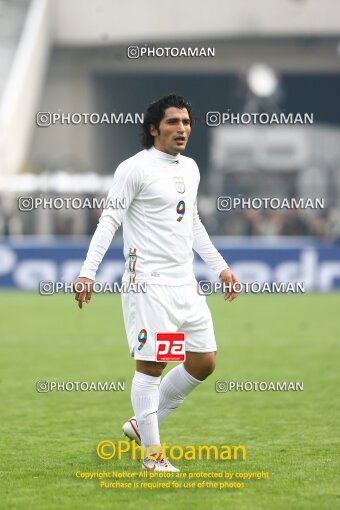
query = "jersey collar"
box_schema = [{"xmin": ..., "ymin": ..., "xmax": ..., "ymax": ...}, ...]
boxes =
[{"xmin": 148, "ymin": 146, "xmax": 180, "ymax": 164}]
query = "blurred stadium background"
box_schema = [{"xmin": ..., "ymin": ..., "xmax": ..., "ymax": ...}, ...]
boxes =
[{"xmin": 1, "ymin": 0, "xmax": 340, "ymax": 291}]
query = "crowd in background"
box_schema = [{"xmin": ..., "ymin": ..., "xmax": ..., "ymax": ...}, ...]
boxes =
[{"xmin": 0, "ymin": 193, "xmax": 339, "ymax": 243}]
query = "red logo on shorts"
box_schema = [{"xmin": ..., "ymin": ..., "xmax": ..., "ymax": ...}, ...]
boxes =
[{"xmin": 155, "ymin": 332, "xmax": 186, "ymax": 362}]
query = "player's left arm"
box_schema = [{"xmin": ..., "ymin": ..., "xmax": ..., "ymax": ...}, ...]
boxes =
[
  {"xmin": 192, "ymin": 203, "xmax": 238, "ymax": 302},
  {"xmin": 219, "ymin": 267, "xmax": 238, "ymax": 302}
]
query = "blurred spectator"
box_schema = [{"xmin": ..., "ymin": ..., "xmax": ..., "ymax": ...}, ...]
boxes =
[
  {"xmin": 244, "ymin": 210, "xmax": 284, "ymax": 236},
  {"xmin": 330, "ymin": 209, "xmax": 340, "ymax": 243},
  {"xmin": 280, "ymin": 208, "xmax": 311, "ymax": 236},
  {"xmin": 308, "ymin": 210, "xmax": 333, "ymax": 242}
]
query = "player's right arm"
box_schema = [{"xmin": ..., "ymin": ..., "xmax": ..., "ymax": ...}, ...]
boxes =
[{"xmin": 73, "ymin": 160, "xmax": 141, "ymax": 308}]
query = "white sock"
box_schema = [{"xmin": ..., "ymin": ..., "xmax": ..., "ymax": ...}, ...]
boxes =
[
  {"xmin": 157, "ymin": 364, "xmax": 202, "ymax": 424},
  {"xmin": 131, "ymin": 371, "xmax": 161, "ymax": 455}
]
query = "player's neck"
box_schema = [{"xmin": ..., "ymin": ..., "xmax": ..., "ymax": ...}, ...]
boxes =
[
  {"xmin": 152, "ymin": 144, "xmax": 180, "ymax": 158},
  {"xmin": 150, "ymin": 146, "xmax": 180, "ymax": 160}
]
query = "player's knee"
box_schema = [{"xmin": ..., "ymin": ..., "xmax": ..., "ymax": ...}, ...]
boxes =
[
  {"xmin": 151, "ymin": 362, "xmax": 167, "ymax": 377},
  {"xmin": 201, "ymin": 358, "xmax": 216, "ymax": 379},
  {"xmin": 136, "ymin": 360, "xmax": 167, "ymax": 377}
]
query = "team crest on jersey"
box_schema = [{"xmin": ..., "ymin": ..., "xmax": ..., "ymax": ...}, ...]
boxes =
[{"xmin": 173, "ymin": 176, "xmax": 185, "ymax": 194}]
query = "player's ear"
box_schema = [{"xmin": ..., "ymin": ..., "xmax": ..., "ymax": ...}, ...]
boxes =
[{"xmin": 149, "ymin": 124, "xmax": 158, "ymax": 137}]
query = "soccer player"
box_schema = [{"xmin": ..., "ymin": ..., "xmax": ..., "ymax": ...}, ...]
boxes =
[{"xmin": 74, "ymin": 94, "xmax": 238, "ymax": 472}]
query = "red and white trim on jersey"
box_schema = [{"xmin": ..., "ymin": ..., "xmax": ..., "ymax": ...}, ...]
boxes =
[{"xmin": 128, "ymin": 247, "xmax": 137, "ymax": 283}]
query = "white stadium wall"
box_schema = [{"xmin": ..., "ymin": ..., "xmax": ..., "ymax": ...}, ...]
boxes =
[{"xmin": 52, "ymin": 0, "xmax": 340, "ymax": 44}]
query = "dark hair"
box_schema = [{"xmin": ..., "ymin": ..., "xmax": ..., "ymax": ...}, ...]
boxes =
[{"xmin": 141, "ymin": 93, "xmax": 194, "ymax": 148}]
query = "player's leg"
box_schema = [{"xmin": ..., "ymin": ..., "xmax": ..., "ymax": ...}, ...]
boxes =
[
  {"xmin": 125, "ymin": 283, "xmax": 217, "ymax": 434},
  {"xmin": 130, "ymin": 360, "xmax": 165, "ymax": 456},
  {"xmin": 156, "ymin": 283, "xmax": 217, "ymax": 423},
  {"xmin": 131, "ymin": 359, "xmax": 181, "ymax": 471},
  {"xmin": 157, "ymin": 352, "xmax": 216, "ymax": 423},
  {"xmin": 125, "ymin": 352, "xmax": 216, "ymax": 441},
  {"xmin": 121, "ymin": 285, "xmax": 180, "ymax": 471},
  {"xmin": 184, "ymin": 351, "xmax": 216, "ymax": 380}
]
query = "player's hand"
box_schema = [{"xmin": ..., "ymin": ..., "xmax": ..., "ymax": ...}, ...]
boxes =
[
  {"xmin": 73, "ymin": 277, "xmax": 94, "ymax": 309},
  {"xmin": 219, "ymin": 268, "xmax": 238, "ymax": 302}
]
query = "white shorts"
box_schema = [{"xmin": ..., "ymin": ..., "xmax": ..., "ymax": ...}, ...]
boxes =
[{"xmin": 121, "ymin": 282, "xmax": 217, "ymax": 361}]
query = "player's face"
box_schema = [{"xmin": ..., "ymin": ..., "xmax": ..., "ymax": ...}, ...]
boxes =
[{"xmin": 150, "ymin": 107, "xmax": 191, "ymax": 156}]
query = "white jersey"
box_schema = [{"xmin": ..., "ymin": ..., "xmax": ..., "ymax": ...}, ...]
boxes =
[{"xmin": 79, "ymin": 146, "xmax": 229, "ymax": 285}]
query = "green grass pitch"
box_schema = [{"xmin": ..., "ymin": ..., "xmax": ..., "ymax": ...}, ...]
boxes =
[{"xmin": 0, "ymin": 292, "xmax": 339, "ymax": 509}]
